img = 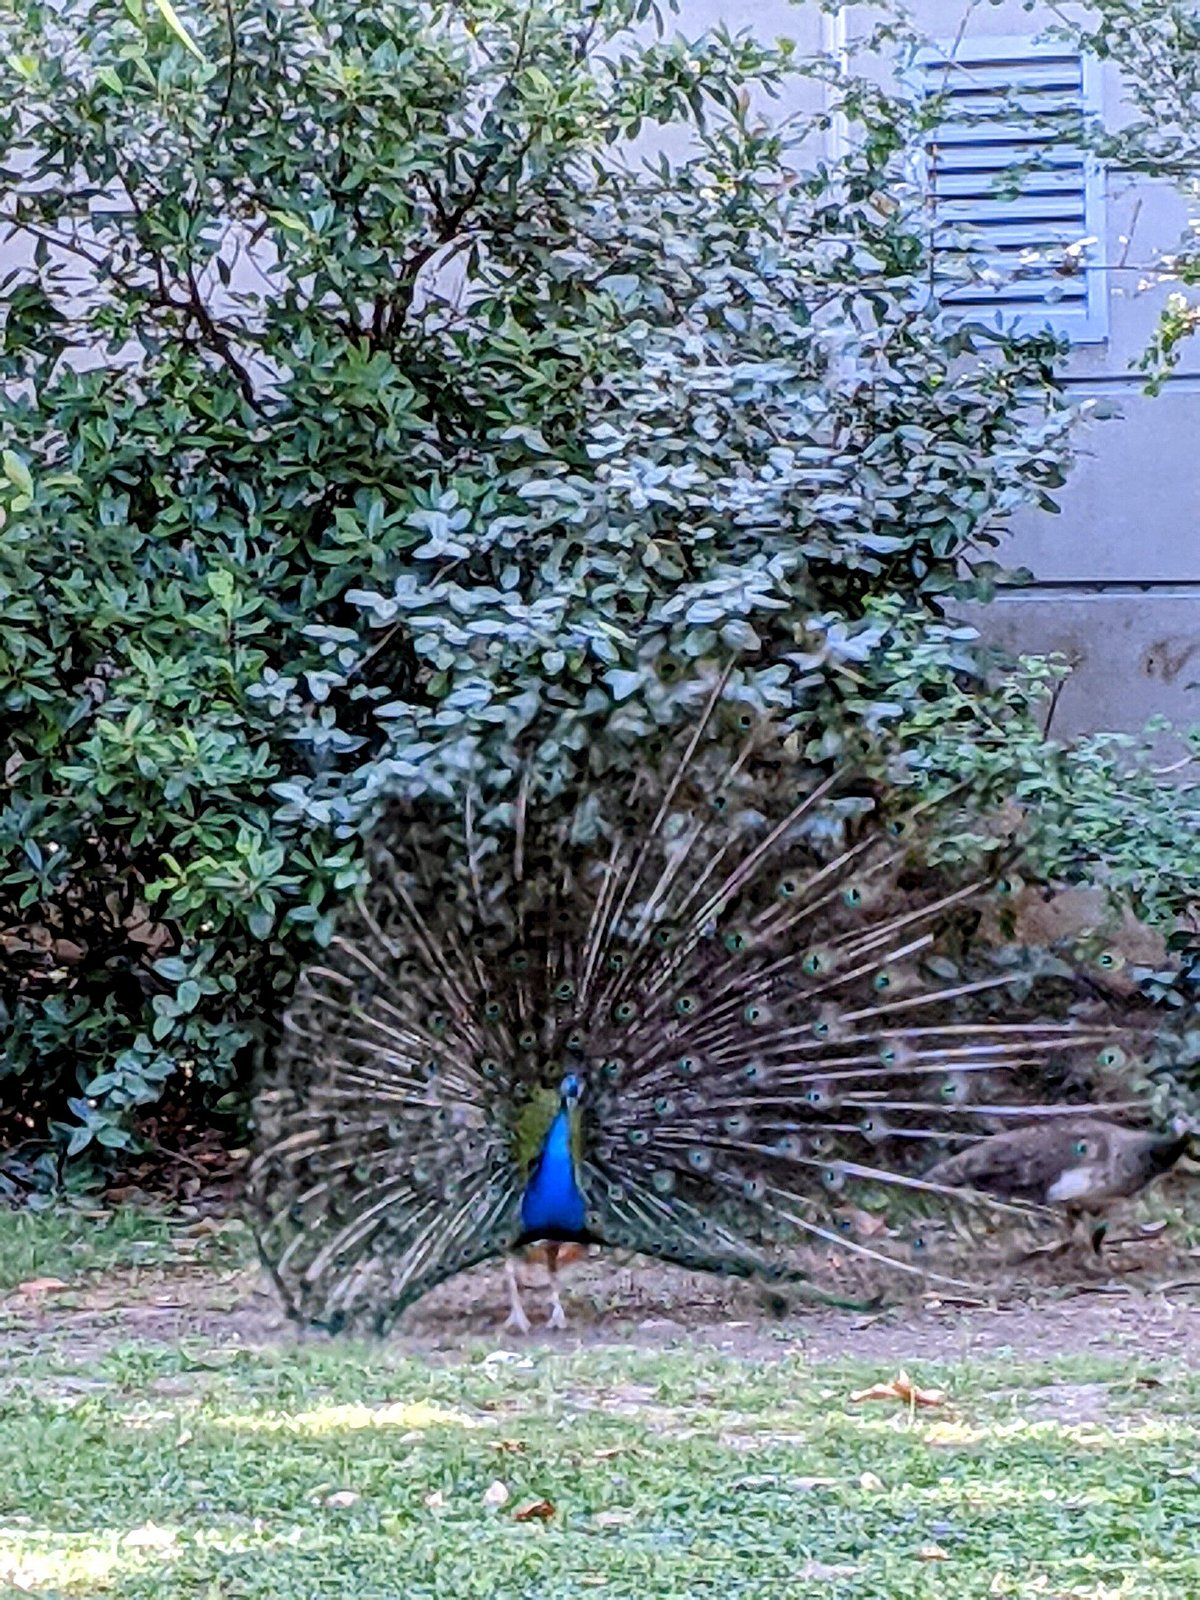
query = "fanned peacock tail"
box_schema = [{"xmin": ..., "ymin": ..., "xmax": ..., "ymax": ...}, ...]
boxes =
[{"xmin": 250, "ymin": 675, "xmax": 1142, "ymax": 1333}]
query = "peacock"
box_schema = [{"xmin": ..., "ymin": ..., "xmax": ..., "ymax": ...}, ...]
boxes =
[
  {"xmin": 922, "ymin": 1118, "xmax": 1191, "ymax": 1260},
  {"xmin": 249, "ymin": 672, "xmax": 1146, "ymax": 1335}
]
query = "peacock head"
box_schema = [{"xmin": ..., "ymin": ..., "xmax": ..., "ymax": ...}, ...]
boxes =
[{"xmin": 560, "ymin": 1073, "xmax": 583, "ymax": 1106}]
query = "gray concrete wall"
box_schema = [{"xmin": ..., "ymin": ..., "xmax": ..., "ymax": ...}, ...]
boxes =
[{"xmin": 949, "ymin": 2, "xmax": 1200, "ymax": 736}]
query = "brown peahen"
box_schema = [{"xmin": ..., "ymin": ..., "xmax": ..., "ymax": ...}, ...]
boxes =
[
  {"xmin": 249, "ymin": 674, "xmax": 1141, "ymax": 1334},
  {"xmin": 922, "ymin": 1118, "xmax": 1191, "ymax": 1258}
]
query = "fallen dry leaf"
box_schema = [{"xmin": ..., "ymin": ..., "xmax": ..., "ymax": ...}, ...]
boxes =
[
  {"xmin": 488, "ymin": 1439, "xmax": 526, "ymax": 1454},
  {"xmin": 323, "ymin": 1491, "xmax": 360, "ymax": 1510},
  {"xmin": 13, "ymin": 1277, "xmax": 71, "ymax": 1298},
  {"xmin": 849, "ymin": 1370, "xmax": 947, "ymax": 1409},
  {"xmin": 835, "ymin": 1205, "xmax": 889, "ymax": 1239},
  {"xmin": 483, "ymin": 1480, "xmax": 510, "ymax": 1508},
  {"xmin": 513, "ymin": 1498, "xmax": 556, "ymax": 1523},
  {"xmin": 859, "ymin": 1471, "xmax": 885, "ymax": 1492},
  {"xmin": 916, "ymin": 1545, "xmax": 950, "ymax": 1562},
  {"xmin": 423, "ymin": 1491, "xmax": 445, "ymax": 1510}
]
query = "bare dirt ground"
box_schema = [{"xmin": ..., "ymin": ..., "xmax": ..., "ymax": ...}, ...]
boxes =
[{"xmin": 7, "ymin": 1218, "xmax": 1200, "ymax": 1378}]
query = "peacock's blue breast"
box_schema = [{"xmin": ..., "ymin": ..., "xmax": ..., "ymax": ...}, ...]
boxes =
[{"xmin": 520, "ymin": 1107, "xmax": 587, "ymax": 1237}]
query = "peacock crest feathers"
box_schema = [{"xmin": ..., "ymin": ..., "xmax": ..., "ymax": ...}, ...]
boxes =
[{"xmin": 250, "ymin": 676, "xmax": 1145, "ymax": 1332}]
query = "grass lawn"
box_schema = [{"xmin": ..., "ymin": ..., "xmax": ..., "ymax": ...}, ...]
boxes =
[{"xmin": 1, "ymin": 1208, "xmax": 1198, "ymax": 1598}]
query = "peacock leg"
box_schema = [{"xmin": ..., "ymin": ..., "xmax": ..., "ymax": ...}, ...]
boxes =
[
  {"xmin": 544, "ymin": 1241, "xmax": 569, "ymax": 1331},
  {"xmin": 502, "ymin": 1257, "xmax": 532, "ymax": 1334},
  {"xmin": 545, "ymin": 1242, "xmax": 568, "ymax": 1331}
]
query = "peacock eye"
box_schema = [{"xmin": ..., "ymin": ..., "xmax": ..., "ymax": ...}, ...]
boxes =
[
  {"xmin": 483, "ymin": 1000, "xmax": 503, "ymax": 1021},
  {"xmin": 724, "ymin": 931, "xmax": 748, "ymax": 953},
  {"xmin": 509, "ymin": 953, "xmax": 530, "ymax": 973},
  {"xmin": 480, "ymin": 1057, "xmax": 501, "ymax": 1080},
  {"xmin": 675, "ymin": 1056, "xmax": 699, "ymax": 1077},
  {"xmin": 912, "ymin": 1236, "xmax": 926, "ymax": 1253},
  {"xmin": 778, "ymin": 877, "xmax": 799, "ymax": 899},
  {"xmin": 553, "ymin": 980, "xmax": 575, "ymax": 1001},
  {"xmin": 743, "ymin": 1003, "xmax": 765, "ymax": 1025},
  {"xmin": 1097, "ymin": 1046, "xmax": 1126, "ymax": 1069},
  {"xmin": 802, "ymin": 951, "xmax": 825, "ymax": 975},
  {"xmin": 675, "ymin": 994, "xmax": 698, "ymax": 1017},
  {"xmin": 1073, "ymin": 1139, "xmax": 1089, "ymax": 1157},
  {"xmin": 613, "ymin": 1001, "xmax": 636, "ymax": 1023},
  {"xmin": 860, "ymin": 1118, "xmax": 875, "ymax": 1134},
  {"xmin": 812, "ymin": 1021, "xmax": 830, "ymax": 1039},
  {"xmin": 806, "ymin": 1088, "xmax": 826, "ymax": 1105},
  {"xmin": 872, "ymin": 972, "xmax": 892, "ymax": 992},
  {"xmin": 842, "ymin": 886, "xmax": 863, "ymax": 907},
  {"xmin": 608, "ymin": 953, "xmax": 627, "ymax": 972}
]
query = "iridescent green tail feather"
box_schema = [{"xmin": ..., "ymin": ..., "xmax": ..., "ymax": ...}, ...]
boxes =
[{"xmin": 249, "ymin": 676, "xmax": 1144, "ymax": 1332}]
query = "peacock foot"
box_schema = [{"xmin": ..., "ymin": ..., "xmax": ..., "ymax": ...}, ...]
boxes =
[
  {"xmin": 502, "ymin": 1304, "xmax": 532, "ymax": 1335},
  {"xmin": 503, "ymin": 1258, "xmax": 533, "ymax": 1334}
]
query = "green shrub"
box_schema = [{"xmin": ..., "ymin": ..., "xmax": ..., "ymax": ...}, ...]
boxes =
[{"xmin": 0, "ymin": 0, "xmax": 1090, "ymax": 1180}]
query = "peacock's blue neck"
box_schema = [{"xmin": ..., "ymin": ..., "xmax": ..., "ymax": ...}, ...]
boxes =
[{"xmin": 520, "ymin": 1103, "xmax": 587, "ymax": 1240}]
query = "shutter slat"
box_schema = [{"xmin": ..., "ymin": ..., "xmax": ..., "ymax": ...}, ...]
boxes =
[
  {"xmin": 934, "ymin": 204, "xmax": 1088, "ymax": 231},
  {"xmin": 929, "ymin": 144, "xmax": 1083, "ymax": 173},
  {"xmin": 932, "ymin": 170, "xmax": 1084, "ymax": 200},
  {"xmin": 922, "ymin": 60, "xmax": 1081, "ymax": 92},
  {"xmin": 942, "ymin": 283, "xmax": 1088, "ymax": 307},
  {"xmin": 931, "ymin": 121, "xmax": 1078, "ymax": 147}
]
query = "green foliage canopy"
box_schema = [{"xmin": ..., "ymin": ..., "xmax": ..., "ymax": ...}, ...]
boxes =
[{"xmin": 0, "ymin": 0, "xmax": 1084, "ymax": 1179}]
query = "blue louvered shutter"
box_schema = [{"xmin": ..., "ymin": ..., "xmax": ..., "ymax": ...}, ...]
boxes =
[{"xmin": 916, "ymin": 38, "xmax": 1107, "ymax": 342}]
